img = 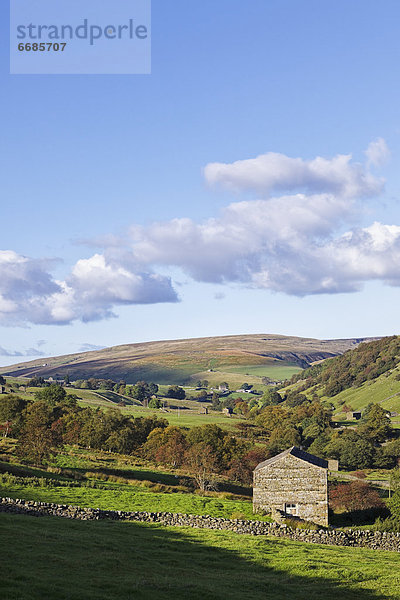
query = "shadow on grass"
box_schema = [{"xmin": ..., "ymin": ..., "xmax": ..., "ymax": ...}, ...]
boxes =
[{"xmin": 1, "ymin": 513, "xmax": 398, "ymax": 600}]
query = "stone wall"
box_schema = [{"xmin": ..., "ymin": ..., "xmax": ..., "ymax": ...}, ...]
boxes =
[
  {"xmin": 253, "ymin": 453, "xmax": 328, "ymax": 526},
  {"xmin": 1, "ymin": 497, "xmax": 399, "ymax": 552}
]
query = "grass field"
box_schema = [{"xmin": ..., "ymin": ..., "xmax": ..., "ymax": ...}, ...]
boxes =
[
  {"xmin": 123, "ymin": 405, "xmax": 245, "ymax": 429},
  {"xmin": 1, "ymin": 513, "xmax": 399, "ymax": 600},
  {"xmin": 222, "ymin": 363, "xmax": 302, "ymax": 380},
  {"xmin": 189, "ymin": 369, "xmax": 277, "ymax": 390},
  {"xmin": 0, "ymin": 445, "xmax": 256, "ymax": 520},
  {"xmin": 0, "ymin": 480, "xmax": 257, "ymax": 519}
]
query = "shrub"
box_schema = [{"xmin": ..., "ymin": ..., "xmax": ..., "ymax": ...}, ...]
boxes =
[
  {"xmin": 329, "ymin": 481, "xmax": 385, "ymax": 513},
  {"xmin": 373, "ymin": 516, "xmax": 400, "ymax": 532}
]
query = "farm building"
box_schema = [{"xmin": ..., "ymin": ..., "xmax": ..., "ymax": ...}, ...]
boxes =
[
  {"xmin": 253, "ymin": 446, "xmax": 328, "ymax": 526},
  {"xmin": 346, "ymin": 411, "xmax": 362, "ymax": 420}
]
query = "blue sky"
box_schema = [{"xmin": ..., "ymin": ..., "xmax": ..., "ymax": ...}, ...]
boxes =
[{"xmin": 1, "ymin": 0, "xmax": 400, "ymax": 365}]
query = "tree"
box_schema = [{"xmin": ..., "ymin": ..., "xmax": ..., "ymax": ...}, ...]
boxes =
[
  {"xmin": 325, "ymin": 430, "xmax": 376, "ymax": 470},
  {"xmin": 0, "ymin": 375, "xmax": 6, "ymax": 386},
  {"xmin": 144, "ymin": 425, "xmax": 188, "ymax": 468},
  {"xmin": 131, "ymin": 381, "xmax": 152, "ymax": 403},
  {"xmin": 148, "ymin": 397, "xmax": 162, "ymax": 409},
  {"xmin": 148, "ymin": 382, "xmax": 159, "ymax": 395},
  {"xmin": 358, "ymin": 404, "xmax": 393, "ymax": 443},
  {"xmin": 166, "ymin": 386, "xmax": 185, "ymax": 400},
  {"xmin": 17, "ymin": 402, "xmax": 62, "ymax": 464},
  {"xmin": 255, "ymin": 405, "xmax": 289, "ymax": 434},
  {"xmin": 268, "ymin": 425, "xmax": 301, "ymax": 454},
  {"xmin": 211, "ymin": 392, "xmax": 221, "ymax": 411},
  {"xmin": 0, "ymin": 395, "xmax": 27, "ymax": 436},
  {"xmin": 259, "ymin": 389, "xmax": 282, "ymax": 408},
  {"xmin": 227, "ymin": 447, "xmax": 269, "ymax": 485},
  {"xmin": 187, "ymin": 424, "xmax": 246, "ymax": 471},
  {"xmin": 34, "ymin": 384, "xmax": 66, "ymax": 406},
  {"xmin": 184, "ymin": 442, "xmax": 218, "ymax": 491},
  {"xmin": 105, "ymin": 426, "xmax": 137, "ymax": 454},
  {"xmin": 27, "ymin": 376, "xmax": 47, "ymax": 387}
]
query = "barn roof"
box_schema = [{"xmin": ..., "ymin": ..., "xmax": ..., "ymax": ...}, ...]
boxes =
[{"xmin": 254, "ymin": 446, "xmax": 328, "ymax": 471}]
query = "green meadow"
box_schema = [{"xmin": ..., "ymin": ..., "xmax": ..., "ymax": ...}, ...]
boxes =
[
  {"xmin": 222, "ymin": 363, "xmax": 302, "ymax": 380},
  {"xmin": 1, "ymin": 513, "xmax": 399, "ymax": 600},
  {"xmin": 0, "ymin": 478, "xmax": 258, "ymax": 520}
]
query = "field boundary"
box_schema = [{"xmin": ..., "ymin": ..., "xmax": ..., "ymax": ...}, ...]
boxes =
[{"xmin": 1, "ymin": 496, "xmax": 399, "ymax": 552}]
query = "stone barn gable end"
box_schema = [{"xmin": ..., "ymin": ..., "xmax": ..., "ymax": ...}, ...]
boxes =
[{"xmin": 253, "ymin": 446, "xmax": 328, "ymax": 527}]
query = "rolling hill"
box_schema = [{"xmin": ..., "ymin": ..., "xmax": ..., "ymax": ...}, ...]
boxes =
[{"xmin": 0, "ymin": 333, "xmax": 374, "ymax": 385}]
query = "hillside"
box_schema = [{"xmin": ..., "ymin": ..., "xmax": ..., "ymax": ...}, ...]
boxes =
[
  {"xmin": 0, "ymin": 333, "xmax": 372, "ymax": 385},
  {"xmin": 282, "ymin": 336, "xmax": 400, "ymax": 420}
]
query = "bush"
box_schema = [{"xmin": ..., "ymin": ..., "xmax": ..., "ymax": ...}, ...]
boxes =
[
  {"xmin": 373, "ymin": 516, "xmax": 400, "ymax": 532},
  {"xmin": 329, "ymin": 481, "xmax": 385, "ymax": 513}
]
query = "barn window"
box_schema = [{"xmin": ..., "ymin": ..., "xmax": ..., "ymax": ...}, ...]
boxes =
[{"xmin": 285, "ymin": 503, "xmax": 298, "ymax": 516}]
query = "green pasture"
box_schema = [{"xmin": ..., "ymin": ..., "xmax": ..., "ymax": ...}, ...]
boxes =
[
  {"xmin": 190, "ymin": 370, "xmax": 270, "ymax": 391},
  {"xmin": 324, "ymin": 371, "xmax": 400, "ymax": 418},
  {"xmin": 1, "ymin": 513, "xmax": 399, "ymax": 600},
  {"xmin": 223, "ymin": 363, "xmax": 302, "ymax": 380},
  {"xmin": 122, "ymin": 404, "xmax": 244, "ymax": 430},
  {"xmin": 0, "ymin": 480, "xmax": 257, "ymax": 520}
]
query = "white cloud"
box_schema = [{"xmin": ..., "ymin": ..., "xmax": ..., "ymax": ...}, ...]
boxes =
[
  {"xmin": 0, "ymin": 251, "xmax": 178, "ymax": 326},
  {"xmin": 365, "ymin": 138, "xmax": 390, "ymax": 168},
  {"xmin": 128, "ymin": 193, "xmax": 356, "ymax": 287},
  {"xmin": 2, "ymin": 143, "xmax": 396, "ymax": 325},
  {"xmin": 204, "ymin": 151, "xmax": 383, "ymax": 198}
]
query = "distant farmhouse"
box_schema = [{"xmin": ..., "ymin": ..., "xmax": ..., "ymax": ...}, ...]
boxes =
[
  {"xmin": 253, "ymin": 446, "xmax": 328, "ymax": 526},
  {"xmin": 346, "ymin": 411, "xmax": 362, "ymax": 420}
]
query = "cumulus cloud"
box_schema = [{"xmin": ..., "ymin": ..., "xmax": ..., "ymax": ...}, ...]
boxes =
[
  {"xmin": 365, "ymin": 138, "xmax": 390, "ymax": 168},
  {"xmin": 204, "ymin": 151, "xmax": 383, "ymax": 198},
  {"xmin": 127, "ymin": 206, "xmax": 400, "ymax": 296},
  {"xmin": 2, "ymin": 142, "xmax": 397, "ymax": 325},
  {"xmin": 128, "ymin": 193, "xmax": 356, "ymax": 286},
  {"xmin": 0, "ymin": 251, "xmax": 178, "ymax": 326}
]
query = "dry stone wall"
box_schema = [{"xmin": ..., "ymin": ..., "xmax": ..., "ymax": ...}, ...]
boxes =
[{"xmin": 1, "ymin": 497, "xmax": 399, "ymax": 552}]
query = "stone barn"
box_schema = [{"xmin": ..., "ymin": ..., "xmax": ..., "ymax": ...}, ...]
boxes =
[{"xmin": 253, "ymin": 446, "xmax": 328, "ymax": 526}]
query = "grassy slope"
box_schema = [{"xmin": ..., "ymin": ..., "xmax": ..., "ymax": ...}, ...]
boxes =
[
  {"xmin": 296, "ymin": 370, "xmax": 400, "ymax": 425},
  {"xmin": 327, "ymin": 371, "xmax": 400, "ymax": 413},
  {"xmin": 1, "ymin": 514, "xmax": 399, "ymax": 600},
  {"xmin": 282, "ymin": 366, "xmax": 400, "ymax": 426}
]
